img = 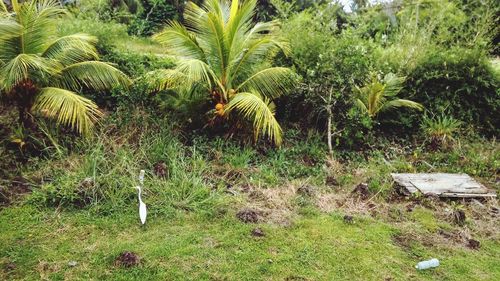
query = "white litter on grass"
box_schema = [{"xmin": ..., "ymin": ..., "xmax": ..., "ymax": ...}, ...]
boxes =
[
  {"xmin": 133, "ymin": 170, "xmax": 147, "ymax": 225},
  {"xmin": 416, "ymin": 258, "xmax": 439, "ymax": 270}
]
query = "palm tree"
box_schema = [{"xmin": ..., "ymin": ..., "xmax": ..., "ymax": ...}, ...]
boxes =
[
  {"xmin": 355, "ymin": 73, "xmax": 423, "ymax": 118},
  {"xmin": 0, "ymin": 0, "xmax": 129, "ymax": 135},
  {"xmin": 150, "ymin": 0, "xmax": 295, "ymax": 146}
]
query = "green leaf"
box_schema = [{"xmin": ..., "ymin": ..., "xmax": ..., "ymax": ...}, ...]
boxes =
[
  {"xmin": 226, "ymin": 92, "xmax": 282, "ymax": 146},
  {"xmin": 57, "ymin": 61, "xmax": 130, "ymax": 91},
  {"xmin": 0, "ymin": 54, "xmax": 60, "ymax": 91},
  {"xmin": 237, "ymin": 67, "xmax": 295, "ymax": 98},
  {"xmin": 42, "ymin": 34, "xmax": 99, "ymax": 66},
  {"xmin": 33, "ymin": 87, "xmax": 102, "ymax": 135}
]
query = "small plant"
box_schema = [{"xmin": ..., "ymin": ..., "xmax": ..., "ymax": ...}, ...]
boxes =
[
  {"xmin": 355, "ymin": 73, "xmax": 424, "ymax": 119},
  {"xmin": 421, "ymin": 113, "xmax": 462, "ymax": 150}
]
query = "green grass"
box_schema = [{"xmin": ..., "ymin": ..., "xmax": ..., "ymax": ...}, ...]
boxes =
[
  {"xmin": 1, "ymin": 205, "xmax": 498, "ymax": 281},
  {"xmin": 1, "ymin": 111, "xmax": 499, "ymax": 280}
]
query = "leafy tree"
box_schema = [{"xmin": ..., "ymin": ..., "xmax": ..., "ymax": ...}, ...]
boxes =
[
  {"xmin": 0, "ymin": 0, "xmax": 129, "ymax": 135},
  {"xmin": 150, "ymin": 0, "xmax": 295, "ymax": 145},
  {"xmin": 355, "ymin": 73, "xmax": 423, "ymax": 118}
]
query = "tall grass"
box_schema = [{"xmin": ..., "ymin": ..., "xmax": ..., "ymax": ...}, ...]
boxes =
[{"xmin": 28, "ymin": 111, "xmax": 225, "ymax": 217}]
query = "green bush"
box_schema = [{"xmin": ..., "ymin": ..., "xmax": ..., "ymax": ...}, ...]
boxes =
[
  {"xmin": 404, "ymin": 48, "xmax": 499, "ymax": 135},
  {"xmin": 278, "ymin": 7, "xmax": 374, "ymax": 148},
  {"xmin": 127, "ymin": 0, "xmax": 181, "ymax": 36}
]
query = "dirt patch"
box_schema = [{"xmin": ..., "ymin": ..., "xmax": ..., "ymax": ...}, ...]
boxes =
[
  {"xmin": 243, "ymin": 184, "xmax": 298, "ymax": 225},
  {"xmin": 3, "ymin": 261, "xmax": 16, "ymax": 272},
  {"xmin": 0, "ymin": 177, "xmax": 32, "ymax": 206},
  {"xmin": 317, "ymin": 192, "xmax": 378, "ymax": 217},
  {"xmin": 467, "ymin": 239, "xmax": 481, "ymax": 250},
  {"xmin": 114, "ymin": 251, "xmax": 141, "ymax": 268},
  {"xmin": 391, "ymin": 233, "xmax": 413, "ymax": 251},
  {"xmin": 453, "ymin": 209, "xmax": 466, "ymax": 225},
  {"xmin": 343, "ymin": 215, "xmax": 354, "ymax": 224},
  {"xmin": 297, "ymin": 185, "xmax": 314, "ymax": 197},
  {"xmin": 154, "ymin": 161, "xmax": 168, "ymax": 178},
  {"xmin": 351, "ymin": 183, "xmax": 370, "ymax": 200},
  {"xmin": 285, "ymin": 276, "xmax": 309, "ymax": 281},
  {"xmin": 36, "ymin": 261, "xmax": 61, "ymax": 279},
  {"xmin": 236, "ymin": 208, "xmax": 259, "ymax": 223},
  {"xmin": 302, "ymin": 154, "xmax": 316, "ymax": 166},
  {"xmin": 325, "ymin": 175, "xmax": 339, "ymax": 187},
  {"xmin": 251, "ymin": 228, "xmax": 265, "ymax": 237}
]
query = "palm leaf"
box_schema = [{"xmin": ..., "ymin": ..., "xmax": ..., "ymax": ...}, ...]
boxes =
[
  {"xmin": 229, "ymin": 33, "xmax": 289, "ymax": 82},
  {"xmin": 236, "ymin": 67, "xmax": 295, "ymax": 98},
  {"xmin": 382, "ymin": 99, "xmax": 424, "ymax": 112},
  {"xmin": 355, "ymin": 98, "xmax": 368, "ymax": 113},
  {"xmin": 141, "ymin": 69, "xmax": 187, "ymax": 91},
  {"xmin": 1, "ymin": 53, "xmax": 60, "ymax": 91},
  {"xmin": 0, "ymin": 18, "xmax": 22, "ymax": 39},
  {"xmin": 175, "ymin": 58, "xmax": 218, "ymax": 90},
  {"xmin": 33, "ymin": 87, "xmax": 102, "ymax": 135},
  {"xmin": 42, "ymin": 34, "xmax": 99, "ymax": 66},
  {"xmin": 153, "ymin": 21, "xmax": 206, "ymax": 60},
  {"xmin": 16, "ymin": 0, "xmax": 67, "ymax": 54},
  {"xmin": 0, "ymin": 1, "xmax": 7, "ymax": 13},
  {"xmin": 226, "ymin": 92, "xmax": 282, "ymax": 146},
  {"xmin": 383, "ymin": 73, "xmax": 405, "ymax": 96},
  {"xmin": 57, "ymin": 61, "xmax": 130, "ymax": 91}
]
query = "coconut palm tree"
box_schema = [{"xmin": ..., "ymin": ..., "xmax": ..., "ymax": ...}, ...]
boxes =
[
  {"xmin": 0, "ymin": 0, "xmax": 129, "ymax": 135},
  {"xmin": 355, "ymin": 73, "xmax": 423, "ymax": 118},
  {"xmin": 150, "ymin": 0, "xmax": 295, "ymax": 145}
]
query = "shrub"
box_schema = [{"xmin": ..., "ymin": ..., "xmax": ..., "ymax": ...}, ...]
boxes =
[
  {"xmin": 278, "ymin": 7, "xmax": 374, "ymax": 148},
  {"xmin": 404, "ymin": 48, "xmax": 499, "ymax": 136},
  {"xmin": 127, "ymin": 0, "xmax": 182, "ymax": 36},
  {"xmin": 421, "ymin": 113, "xmax": 462, "ymax": 150}
]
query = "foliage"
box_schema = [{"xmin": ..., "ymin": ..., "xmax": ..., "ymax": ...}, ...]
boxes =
[
  {"xmin": 128, "ymin": 0, "xmax": 182, "ymax": 36},
  {"xmin": 404, "ymin": 48, "xmax": 499, "ymax": 135},
  {"xmin": 421, "ymin": 113, "xmax": 462, "ymax": 149},
  {"xmin": 278, "ymin": 5, "xmax": 373, "ymax": 148},
  {"xmin": 0, "ymin": 0, "xmax": 129, "ymax": 135},
  {"xmin": 355, "ymin": 73, "xmax": 423, "ymax": 119},
  {"xmin": 27, "ymin": 111, "xmax": 222, "ymax": 213},
  {"xmin": 149, "ymin": 0, "xmax": 296, "ymax": 146}
]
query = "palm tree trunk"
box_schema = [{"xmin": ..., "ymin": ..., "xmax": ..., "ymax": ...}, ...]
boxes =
[
  {"xmin": 18, "ymin": 105, "xmax": 35, "ymax": 130},
  {"xmin": 14, "ymin": 80, "xmax": 37, "ymax": 130}
]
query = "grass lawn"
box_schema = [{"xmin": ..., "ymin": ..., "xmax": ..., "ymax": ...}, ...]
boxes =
[{"xmin": 1, "ymin": 203, "xmax": 498, "ymax": 280}]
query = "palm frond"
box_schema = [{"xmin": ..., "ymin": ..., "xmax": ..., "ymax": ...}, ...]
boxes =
[
  {"xmin": 1, "ymin": 53, "xmax": 60, "ymax": 91},
  {"xmin": 16, "ymin": 0, "xmax": 67, "ymax": 54},
  {"xmin": 383, "ymin": 73, "xmax": 405, "ymax": 96},
  {"xmin": 33, "ymin": 87, "xmax": 102, "ymax": 135},
  {"xmin": 382, "ymin": 99, "xmax": 424, "ymax": 112},
  {"xmin": 175, "ymin": 58, "xmax": 217, "ymax": 89},
  {"xmin": 229, "ymin": 34, "xmax": 290, "ymax": 82},
  {"xmin": 356, "ymin": 73, "xmax": 421, "ymax": 118},
  {"xmin": 226, "ymin": 0, "xmax": 256, "ymax": 54},
  {"xmin": 42, "ymin": 34, "xmax": 99, "ymax": 66},
  {"xmin": 0, "ymin": 1, "xmax": 7, "ymax": 13},
  {"xmin": 226, "ymin": 92, "xmax": 282, "ymax": 146},
  {"xmin": 57, "ymin": 61, "xmax": 130, "ymax": 91},
  {"xmin": 355, "ymin": 98, "xmax": 368, "ymax": 113},
  {"xmin": 142, "ymin": 69, "xmax": 193, "ymax": 92},
  {"xmin": 153, "ymin": 21, "xmax": 206, "ymax": 60},
  {"xmin": 236, "ymin": 67, "xmax": 295, "ymax": 98},
  {"xmin": 0, "ymin": 18, "xmax": 22, "ymax": 39}
]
